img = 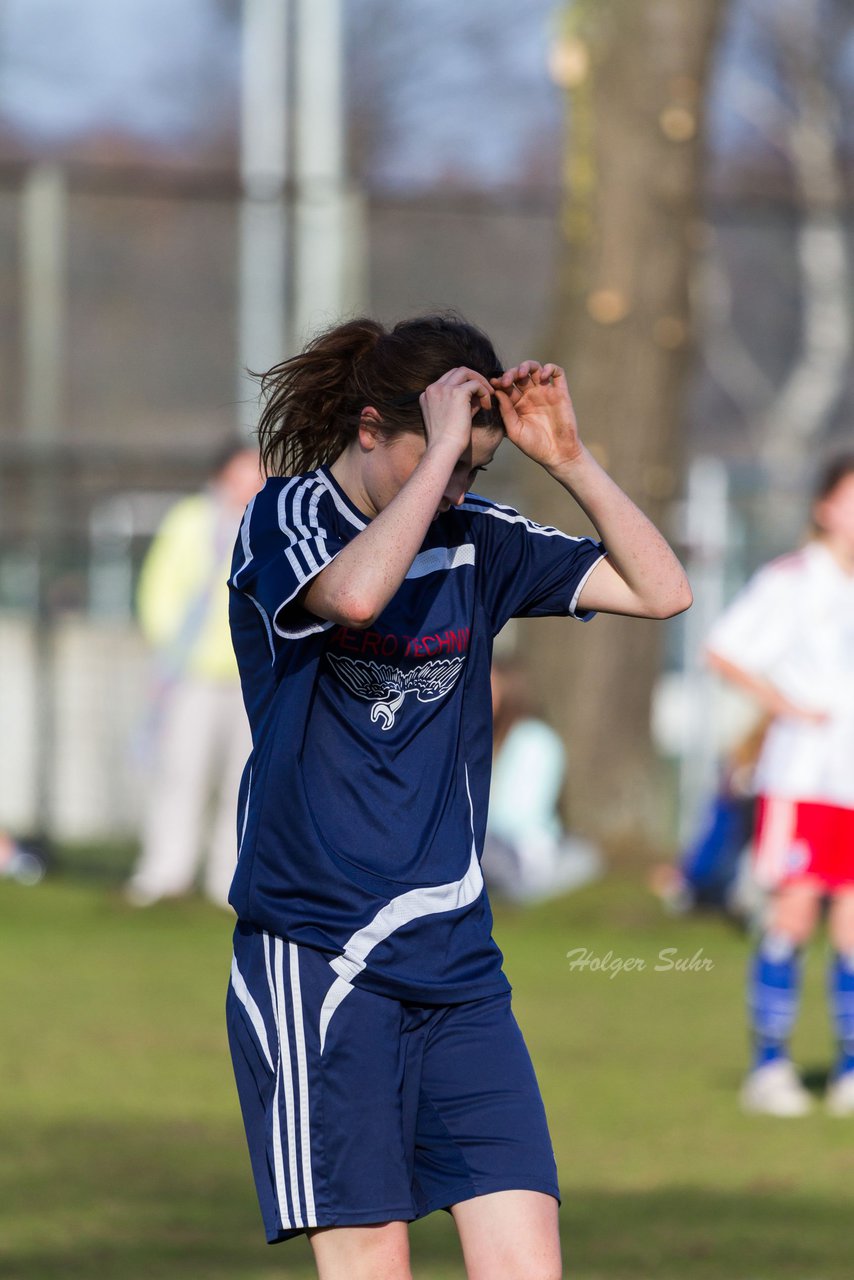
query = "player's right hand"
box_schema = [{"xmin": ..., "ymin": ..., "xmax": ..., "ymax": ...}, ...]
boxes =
[{"xmin": 419, "ymin": 367, "xmax": 494, "ymax": 457}]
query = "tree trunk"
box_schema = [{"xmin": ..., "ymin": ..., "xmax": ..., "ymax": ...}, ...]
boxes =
[{"xmin": 520, "ymin": 0, "xmax": 726, "ymax": 850}]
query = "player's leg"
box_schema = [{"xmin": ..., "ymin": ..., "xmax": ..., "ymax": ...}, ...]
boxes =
[
  {"xmin": 826, "ymin": 886, "xmax": 854, "ymax": 1115},
  {"xmin": 742, "ymin": 878, "xmax": 822, "ymax": 1115},
  {"xmin": 751, "ymin": 877, "xmax": 822, "ymax": 1045},
  {"xmin": 451, "ymin": 1189, "xmax": 561, "ymax": 1280},
  {"xmin": 767, "ymin": 877, "xmax": 823, "ymax": 944},
  {"xmin": 741, "ymin": 796, "xmax": 824, "ymax": 1114},
  {"xmin": 307, "ymin": 1223, "xmax": 412, "ymax": 1280},
  {"xmin": 412, "ymin": 993, "xmax": 561, "ymax": 1278},
  {"xmin": 227, "ymin": 929, "xmax": 418, "ymax": 1260}
]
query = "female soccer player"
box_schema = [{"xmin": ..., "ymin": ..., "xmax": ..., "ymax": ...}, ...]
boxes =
[
  {"xmin": 707, "ymin": 454, "xmax": 854, "ymax": 1118},
  {"xmin": 225, "ymin": 313, "xmax": 691, "ymax": 1279}
]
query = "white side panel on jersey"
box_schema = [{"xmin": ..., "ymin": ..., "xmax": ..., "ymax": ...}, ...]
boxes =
[
  {"xmin": 405, "ymin": 544, "xmax": 475, "ymax": 579},
  {"xmin": 329, "ymin": 765, "xmax": 483, "ymax": 984}
]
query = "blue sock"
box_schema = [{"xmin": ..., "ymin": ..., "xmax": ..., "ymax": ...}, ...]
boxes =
[
  {"xmin": 748, "ymin": 933, "xmax": 801, "ymax": 1070},
  {"xmin": 828, "ymin": 951, "xmax": 854, "ymax": 1078}
]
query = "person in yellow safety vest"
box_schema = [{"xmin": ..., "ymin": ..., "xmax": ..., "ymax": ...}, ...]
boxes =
[{"xmin": 125, "ymin": 441, "xmax": 261, "ymax": 908}]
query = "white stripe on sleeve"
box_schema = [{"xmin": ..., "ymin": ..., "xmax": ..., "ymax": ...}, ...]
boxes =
[
  {"xmin": 569, "ymin": 552, "xmax": 606, "ymax": 617},
  {"xmin": 233, "ymin": 494, "xmax": 258, "ymax": 587}
]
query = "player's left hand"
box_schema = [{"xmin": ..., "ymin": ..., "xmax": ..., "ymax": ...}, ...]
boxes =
[{"xmin": 491, "ymin": 362, "xmax": 582, "ymax": 471}]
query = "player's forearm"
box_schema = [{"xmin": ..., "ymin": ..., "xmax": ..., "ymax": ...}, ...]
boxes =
[
  {"xmin": 547, "ymin": 446, "xmax": 692, "ymax": 618},
  {"xmin": 705, "ymin": 650, "xmax": 819, "ymax": 721},
  {"xmin": 303, "ymin": 445, "xmax": 457, "ymax": 628}
]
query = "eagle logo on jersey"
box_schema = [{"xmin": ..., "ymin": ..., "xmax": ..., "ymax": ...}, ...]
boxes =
[{"xmin": 327, "ymin": 653, "xmax": 466, "ymax": 730}]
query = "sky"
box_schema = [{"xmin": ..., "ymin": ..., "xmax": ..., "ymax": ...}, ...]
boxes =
[
  {"xmin": 707, "ymin": 0, "xmax": 853, "ymax": 160},
  {"xmin": 345, "ymin": 0, "xmax": 565, "ymax": 191},
  {"xmin": 0, "ymin": 0, "xmax": 239, "ymax": 147},
  {"xmin": 0, "ymin": 0, "xmax": 851, "ymax": 187}
]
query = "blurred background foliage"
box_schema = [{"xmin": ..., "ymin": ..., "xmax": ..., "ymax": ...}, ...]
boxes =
[{"xmin": 0, "ymin": 0, "xmax": 852, "ymax": 852}]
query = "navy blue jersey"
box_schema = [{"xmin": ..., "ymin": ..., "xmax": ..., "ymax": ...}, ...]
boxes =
[{"xmin": 227, "ymin": 465, "xmax": 604, "ymax": 1002}]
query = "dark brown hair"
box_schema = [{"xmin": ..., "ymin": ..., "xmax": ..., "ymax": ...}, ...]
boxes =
[
  {"xmin": 811, "ymin": 452, "xmax": 854, "ymax": 536},
  {"xmin": 254, "ymin": 313, "xmax": 504, "ymax": 476},
  {"xmin": 814, "ymin": 452, "xmax": 854, "ymax": 503}
]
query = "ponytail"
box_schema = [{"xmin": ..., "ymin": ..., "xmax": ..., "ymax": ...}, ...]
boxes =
[
  {"xmin": 254, "ymin": 312, "xmax": 504, "ymax": 477},
  {"xmin": 255, "ymin": 319, "xmax": 383, "ymax": 477}
]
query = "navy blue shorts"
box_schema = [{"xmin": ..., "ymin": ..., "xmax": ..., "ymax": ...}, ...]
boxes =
[{"xmin": 226, "ymin": 922, "xmax": 559, "ymax": 1244}]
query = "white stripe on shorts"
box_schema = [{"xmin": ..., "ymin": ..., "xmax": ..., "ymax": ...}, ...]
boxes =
[
  {"xmin": 755, "ymin": 796, "xmax": 796, "ymax": 889},
  {"xmin": 257, "ymin": 937, "xmax": 319, "ymax": 1231},
  {"xmin": 273, "ymin": 937, "xmax": 303, "ymax": 1228},
  {"xmin": 230, "ymin": 954, "xmax": 274, "ymax": 1071},
  {"xmin": 288, "ymin": 943, "xmax": 316, "ymax": 1225},
  {"xmin": 263, "ymin": 933, "xmax": 291, "ymax": 1231}
]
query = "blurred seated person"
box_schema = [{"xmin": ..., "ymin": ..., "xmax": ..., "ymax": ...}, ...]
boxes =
[
  {"xmin": 0, "ymin": 830, "xmax": 47, "ymax": 885},
  {"xmin": 482, "ymin": 655, "xmax": 602, "ymax": 904}
]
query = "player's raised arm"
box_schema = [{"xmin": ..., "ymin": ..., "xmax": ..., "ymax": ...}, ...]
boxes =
[
  {"xmin": 491, "ymin": 362, "xmax": 692, "ymax": 620},
  {"xmin": 302, "ymin": 366, "xmax": 497, "ymax": 629}
]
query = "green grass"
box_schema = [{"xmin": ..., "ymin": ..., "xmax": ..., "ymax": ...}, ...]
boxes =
[{"xmin": 1, "ymin": 872, "xmax": 851, "ymax": 1279}]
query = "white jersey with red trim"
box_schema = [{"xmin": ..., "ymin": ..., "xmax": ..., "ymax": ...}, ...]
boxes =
[{"xmin": 707, "ymin": 541, "xmax": 854, "ymax": 808}]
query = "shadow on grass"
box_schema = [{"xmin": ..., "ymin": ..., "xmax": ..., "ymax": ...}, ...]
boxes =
[
  {"xmin": 1, "ymin": 1118, "xmax": 851, "ymax": 1280},
  {"xmin": 561, "ymin": 1184, "xmax": 851, "ymax": 1280},
  {"xmin": 801, "ymin": 1062, "xmax": 833, "ymax": 1096}
]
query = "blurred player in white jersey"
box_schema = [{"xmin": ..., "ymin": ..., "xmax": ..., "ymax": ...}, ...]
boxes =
[{"xmin": 707, "ymin": 454, "xmax": 854, "ymax": 1117}]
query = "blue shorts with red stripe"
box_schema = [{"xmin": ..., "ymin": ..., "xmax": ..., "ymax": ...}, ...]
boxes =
[{"xmin": 226, "ymin": 921, "xmax": 560, "ymax": 1244}]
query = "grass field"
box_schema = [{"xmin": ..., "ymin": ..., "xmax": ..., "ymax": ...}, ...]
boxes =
[{"xmin": 2, "ymin": 867, "xmax": 852, "ymax": 1279}]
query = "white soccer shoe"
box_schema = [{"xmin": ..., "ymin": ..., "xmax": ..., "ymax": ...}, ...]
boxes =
[
  {"xmin": 740, "ymin": 1060, "xmax": 813, "ymax": 1117},
  {"xmin": 825, "ymin": 1071, "xmax": 854, "ymax": 1117}
]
